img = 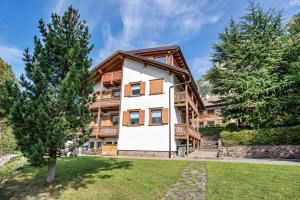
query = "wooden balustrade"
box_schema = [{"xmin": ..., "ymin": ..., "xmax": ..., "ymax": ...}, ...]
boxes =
[
  {"xmin": 89, "ymin": 97, "xmax": 120, "ymax": 110},
  {"xmin": 90, "ymin": 126, "xmax": 119, "ymax": 138},
  {"xmin": 102, "ymin": 70, "xmax": 122, "ymax": 85},
  {"xmin": 174, "ymin": 92, "xmax": 199, "ymax": 115},
  {"xmin": 174, "ymin": 123, "xmax": 201, "ymax": 140}
]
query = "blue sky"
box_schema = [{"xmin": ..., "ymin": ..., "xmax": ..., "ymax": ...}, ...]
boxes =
[{"xmin": 0, "ymin": 0, "xmax": 299, "ymax": 80}]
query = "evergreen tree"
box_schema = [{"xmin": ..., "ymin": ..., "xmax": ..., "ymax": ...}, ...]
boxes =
[
  {"xmin": 288, "ymin": 13, "xmax": 300, "ymax": 35},
  {"xmin": 10, "ymin": 7, "xmax": 94, "ymax": 183},
  {"xmin": 206, "ymin": 2, "xmax": 300, "ymax": 128}
]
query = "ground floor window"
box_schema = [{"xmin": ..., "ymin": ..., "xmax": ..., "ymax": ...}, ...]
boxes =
[
  {"xmin": 96, "ymin": 142, "xmax": 102, "ymax": 149},
  {"xmin": 89, "ymin": 141, "xmax": 95, "ymax": 149}
]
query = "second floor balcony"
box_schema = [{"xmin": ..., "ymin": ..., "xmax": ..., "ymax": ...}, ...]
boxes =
[{"xmin": 89, "ymin": 97, "xmax": 120, "ymax": 110}]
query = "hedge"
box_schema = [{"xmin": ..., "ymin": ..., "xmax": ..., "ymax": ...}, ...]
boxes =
[
  {"xmin": 220, "ymin": 125, "xmax": 300, "ymax": 146},
  {"xmin": 199, "ymin": 127, "xmax": 224, "ymax": 136}
]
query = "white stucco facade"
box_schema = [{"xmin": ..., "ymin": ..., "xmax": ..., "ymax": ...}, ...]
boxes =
[{"xmin": 117, "ymin": 58, "xmax": 179, "ymax": 152}]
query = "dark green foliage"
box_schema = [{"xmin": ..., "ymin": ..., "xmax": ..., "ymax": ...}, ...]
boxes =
[
  {"xmin": 199, "ymin": 127, "xmax": 223, "ymax": 137},
  {"xmin": 10, "ymin": 6, "xmax": 94, "ymax": 169},
  {"xmin": 206, "ymin": 2, "xmax": 300, "ymax": 128},
  {"xmin": 220, "ymin": 125, "xmax": 300, "ymax": 146}
]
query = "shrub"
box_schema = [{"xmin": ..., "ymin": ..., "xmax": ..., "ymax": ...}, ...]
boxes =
[
  {"xmin": 220, "ymin": 125, "xmax": 300, "ymax": 146},
  {"xmin": 199, "ymin": 127, "xmax": 223, "ymax": 137}
]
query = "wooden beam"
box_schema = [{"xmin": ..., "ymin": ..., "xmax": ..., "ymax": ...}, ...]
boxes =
[{"xmin": 185, "ymin": 84, "xmax": 189, "ymax": 156}]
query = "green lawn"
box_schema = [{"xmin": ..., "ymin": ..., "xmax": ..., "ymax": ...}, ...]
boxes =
[
  {"xmin": 206, "ymin": 162, "xmax": 300, "ymax": 200},
  {"xmin": 0, "ymin": 157, "xmax": 187, "ymax": 200},
  {"xmin": 1, "ymin": 157, "xmax": 300, "ymax": 200}
]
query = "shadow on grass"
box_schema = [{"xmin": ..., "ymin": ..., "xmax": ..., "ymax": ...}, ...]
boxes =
[{"xmin": 0, "ymin": 157, "xmax": 132, "ymax": 200}]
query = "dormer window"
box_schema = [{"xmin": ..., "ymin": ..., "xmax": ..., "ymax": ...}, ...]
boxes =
[{"xmin": 154, "ymin": 56, "xmax": 166, "ymax": 63}]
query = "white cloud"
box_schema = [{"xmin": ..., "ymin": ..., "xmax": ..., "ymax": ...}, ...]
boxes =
[
  {"xmin": 52, "ymin": 0, "xmax": 67, "ymax": 15},
  {"xmin": 0, "ymin": 46, "xmax": 23, "ymax": 65},
  {"xmin": 98, "ymin": 0, "xmax": 222, "ymax": 60},
  {"xmin": 288, "ymin": 0, "xmax": 300, "ymax": 7},
  {"xmin": 188, "ymin": 57, "xmax": 212, "ymax": 79}
]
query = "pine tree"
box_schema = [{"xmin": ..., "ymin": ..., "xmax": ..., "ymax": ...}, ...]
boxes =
[
  {"xmin": 206, "ymin": 2, "xmax": 300, "ymax": 128},
  {"xmin": 10, "ymin": 6, "xmax": 94, "ymax": 183}
]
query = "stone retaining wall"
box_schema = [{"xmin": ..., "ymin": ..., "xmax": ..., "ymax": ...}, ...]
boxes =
[
  {"xmin": 118, "ymin": 150, "xmax": 176, "ymax": 158},
  {"xmin": 218, "ymin": 145, "xmax": 300, "ymax": 159}
]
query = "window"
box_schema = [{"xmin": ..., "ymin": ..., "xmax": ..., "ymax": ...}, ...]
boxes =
[
  {"xmin": 131, "ymin": 84, "xmax": 141, "ymax": 95},
  {"xmin": 113, "ymin": 90, "xmax": 120, "ymax": 97},
  {"xmin": 112, "ymin": 115, "xmax": 119, "ymax": 126},
  {"xmin": 154, "ymin": 56, "xmax": 166, "ymax": 63},
  {"xmin": 207, "ymin": 109, "xmax": 215, "ymax": 115},
  {"xmin": 96, "ymin": 142, "xmax": 102, "ymax": 149},
  {"xmin": 125, "ymin": 82, "xmax": 145, "ymax": 97},
  {"xmin": 149, "ymin": 79, "xmax": 163, "ymax": 95},
  {"xmin": 151, "ymin": 110, "xmax": 162, "ymax": 124},
  {"xmin": 130, "ymin": 111, "xmax": 140, "ymax": 125},
  {"xmin": 149, "ymin": 108, "xmax": 168, "ymax": 125},
  {"xmin": 89, "ymin": 142, "xmax": 95, "ymax": 149},
  {"xmin": 207, "ymin": 121, "xmax": 215, "ymax": 127}
]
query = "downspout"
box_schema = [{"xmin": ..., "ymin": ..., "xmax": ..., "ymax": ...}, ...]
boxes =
[{"xmin": 168, "ymin": 75, "xmax": 191, "ymax": 158}]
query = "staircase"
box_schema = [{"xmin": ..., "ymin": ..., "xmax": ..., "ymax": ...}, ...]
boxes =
[{"xmin": 188, "ymin": 136, "xmax": 219, "ymax": 159}]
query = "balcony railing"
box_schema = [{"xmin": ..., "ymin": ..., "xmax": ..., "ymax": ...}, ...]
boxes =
[
  {"xmin": 91, "ymin": 126, "xmax": 119, "ymax": 138},
  {"xmin": 89, "ymin": 97, "xmax": 120, "ymax": 110},
  {"xmin": 102, "ymin": 70, "xmax": 122, "ymax": 85},
  {"xmin": 174, "ymin": 123, "xmax": 201, "ymax": 140},
  {"xmin": 174, "ymin": 92, "xmax": 198, "ymax": 113}
]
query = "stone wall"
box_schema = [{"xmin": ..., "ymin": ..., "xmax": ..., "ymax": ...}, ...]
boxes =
[
  {"xmin": 218, "ymin": 145, "xmax": 300, "ymax": 159},
  {"xmin": 118, "ymin": 150, "xmax": 176, "ymax": 158}
]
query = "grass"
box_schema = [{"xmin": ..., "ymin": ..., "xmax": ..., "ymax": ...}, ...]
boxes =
[
  {"xmin": 0, "ymin": 156, "xmax": 187, "ymax": 200},
  {"xmin": 1, "ymin": 157, "xmax": 300, "ymax": 200},
  {"xmin": 206, "ymin": 162, "xmax": 300, "ymax": 200},
  {"xmin": 0, "ymin": 154, "xmax": 27, "ymax": 184}
]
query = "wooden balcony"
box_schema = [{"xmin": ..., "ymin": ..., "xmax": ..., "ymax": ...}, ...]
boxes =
[
  {"xmin": 174, "ymin": 124, "xmax": 201, "ymax": 140},
  {"xmin": 89, "ymin": 97, "xmax": 120, "ymax": 110},
  {"xmin": 102, "ymin": 70, "xmax": 122, "ymax": 85},
  {"xmin": 174, "ymin": 92, "xmax": 198, "ymax": 114},
  {"xmin": 90, "ymin": 126, "xmax": 119, "ymax": 138}
]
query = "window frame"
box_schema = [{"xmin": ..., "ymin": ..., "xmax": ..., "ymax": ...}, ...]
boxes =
[
  {"xmin": 111, "ymin": 114, "xmax": 119, "ymax": 126},
  {"xmin": 149, "ymin": 107, "xmax": 164, "ymax": 126},
  {"xmin": 112, "ymin": 89, "xmax": 120, "ymax": 98},
  {"xmin": 129, "ymin": 110, "xmax": 140, "ymax": 126},
  {"xmin": 131, "ymin": 83, "xmax": 141, "ymax": 96},
  {"xmin": 89, "ymin": 141, "xmax": 95, "ymax": 149}
]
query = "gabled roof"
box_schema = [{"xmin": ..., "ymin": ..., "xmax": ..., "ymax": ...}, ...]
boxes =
[{"xmin": 93, "ymin": 45, "xmax": 204, "ymax": 109}]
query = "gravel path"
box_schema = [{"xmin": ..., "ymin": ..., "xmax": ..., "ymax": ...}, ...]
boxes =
[
  {"xmin": 0, "ymin": 154, "xmax": 18, "ymax": 166},
  {"xmin": 163, "ymin": 162, "xmax": 206, "ymax": 200}
]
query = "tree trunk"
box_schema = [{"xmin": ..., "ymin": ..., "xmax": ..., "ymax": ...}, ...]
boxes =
[{"xmin": 46, "ymin": 158, "xmax": 57, "ymax": 183}]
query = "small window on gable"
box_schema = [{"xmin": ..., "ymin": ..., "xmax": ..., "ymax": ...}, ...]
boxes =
[
  {"xmin": 130, "ymin": 111, "xmax": 140, "ymax": 125},
  {"xmin": 151, "ymin": 110, "xmax": 162, "ymax": 124},
  {"xmin": 113, "ymin": 90, "xmax": 120, "ymax": 97},
  {"xmin": 131, "ymin": 84, "xmax": 141, "ymax": 95},
  {"xmin": 154, "ymin": 56, "xmax": 166, "ymax": 63}
]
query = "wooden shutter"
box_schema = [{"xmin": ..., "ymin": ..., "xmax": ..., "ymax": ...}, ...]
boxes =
[
  {"xmin": 122, "ymin": 111, "xmax": 129, "ymax": 126},
  {"xmin": 124, "ymin": 84, "xmax": 131, "ymax": 97},
  {"xmin": 148, "ymin": 109, "xmax": 152, "ymax": 125},
  {"xmin": 140, "ymin": 82, "xmax": 146, "ymax": 95},
  {"xmin": 162, "ymin": 108, "xmax": 169, "ymax": 124},
  {"xmin": 150, "ymin": 79, "xmax": 163, "ymax": 95},
  {"xmin": 139, "ymin": 110, "xmax": 145, "ymax": 125}
]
